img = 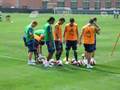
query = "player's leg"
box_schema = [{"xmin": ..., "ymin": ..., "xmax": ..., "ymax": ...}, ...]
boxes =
[
  {"xmin": 55, "ymin": 41, "xmax": 63, "ymax": 65},
  {"xmin": 116, "ymin": 14, "xmax": 119, "ymax": 19},
  {"xmin": 92, "ymin": 43, "xmax": 96, "ymax": 59},
  {"xmin": 34, "ymin": 40, "xmax": 40, "ymax": 63},
  {"xmin": 47, "ymin": 41, "xmax": 55, "ymax": 61},
  {"xmin": 44, "ymin": 41, "xmax": 55, "ymax": 67},
  {"xmin": 71, "ymin": 40, "xmax": 78, "ymax": 65},
  {"xmin": 84, "ymin": 44, "xmax": 93, "ymax": 68},
  {"xmin": 73, "ymin": 41, "xmax": 78, "ymax": 61},
  {"xmin": 65, "ymin": 40, "xmax": 71, "ymax": 64},
  {"xmin": 55, "ymin": 41, "xmax": 63, "ymax": 60},
  {"xmin": 28, "ymin": 52, "xmax": 33, "ymax": 62},
  {"xmin": 27, "ymin": 40, "xmax": 36, "ymax": 65},
  {"xmin": 0, "ymin": 16, "xmax": 2, "ymax": 22},
  {"xmin": 39, "ymin": 41, "xmax": 45, "ymax": 56}
]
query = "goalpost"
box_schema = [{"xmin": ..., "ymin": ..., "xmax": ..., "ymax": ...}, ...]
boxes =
[
  {"xmin": 101, "ymin": 11, "xmax": 108, "ymax": 16},
  {"xmin": 29, "ymin": 11, "xmax": 39, "ymax": 18},
  {"xmin": 54, "ymin": 7, "xmax": 72, "ymax": 14}
]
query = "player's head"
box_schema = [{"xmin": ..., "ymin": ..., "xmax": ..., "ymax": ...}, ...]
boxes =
[
  {"xmin": 70, "ymin": 18, "xmax": 75, "ymax": 26},
  {"xmin": 89, "ymin": 19, "xmax": 94, "ymax": 24},
  {"xmin": 92, "ymin": 17, "xmax": 97, "ymax": 23},
  {"xmin": 6, "ymin": 15, "xmax": 10, "ymax": 18},
  {"xmin": 59, "ymin": 17, "xmax": 65, "ymax": 25},
  {"xmin": 47, "ymin": 17, "xmax": 55, "ymax": 24},
  {"xmin": 31, "ymin": 21, "xmax": 38, "ymax": 28},
  {"xmin": 40, "ymin": 34, "xmax": 44, "ymax": 39}
]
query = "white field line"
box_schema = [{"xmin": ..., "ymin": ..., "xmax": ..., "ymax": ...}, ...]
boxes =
[{"xmin": 0, "ymin": 55, "xmax": 26, "ymax": 61}]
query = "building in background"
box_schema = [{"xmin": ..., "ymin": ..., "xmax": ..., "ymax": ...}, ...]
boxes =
[{"xmin": 0, "ymin": 0, "xmax": 120, "ymax": 10}]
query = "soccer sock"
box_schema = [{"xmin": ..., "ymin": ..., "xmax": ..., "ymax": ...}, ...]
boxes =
[
  {"xmin": 58, "ymin": 51, "xmax": 62, "ymax": 60},
  {"xmin": 56, "ymin": 51, "xmax": 62, "ymax": 60},
  {"xmin": 66, "ymin": 50, "xmax": 69, "ymax": 61},
  {"xmin": 56, "ymin": 53, "xmax": 59, "ymax": 60},
  {"xmin": 74, "ymin": 50, "xmax": 78, "ymax": 61}
]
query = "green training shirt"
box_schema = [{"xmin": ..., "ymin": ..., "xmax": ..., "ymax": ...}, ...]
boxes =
[
  {"xmin": 43, "ymin": 23, "xmax": 54, "ymax": 41},
  {"xmin": 24, "ymin": 24, "xmax": 34, "ymax": 42}
]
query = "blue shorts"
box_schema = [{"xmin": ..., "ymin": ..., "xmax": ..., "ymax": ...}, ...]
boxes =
[
  {"xmin": 27, "ymin": 39, "xmax": 38, "ymax": 52},
  {"xmin": 84, "ymin": 44, "xmax": 95, "ymax": 53},
  {"xmin": 46, "ymin": 41, "xmax": 55, "ymax": 53},
  {"xmin": 55, "ymin": 41, "xmax": 63, "ymax": 51},
  {"xmin": 66, "ymin": 40, "xmax": 77, "ymax": 51},
  {"xmin": 93, "ymin": 43, "xmax": 96, "ymax": 51},
  {"xmin": 23, "ymin": 36, "xmax": 27, "ymax": 46},
  {"xmin": 94, "ymin": 35, "xmax": 96, "ymax": 51}
]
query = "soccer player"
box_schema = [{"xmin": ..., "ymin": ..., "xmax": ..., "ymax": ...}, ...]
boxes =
[
  {"xmin": 63, "ymin": 18, "xmax": 79, "ymax": 65},
  {"xmin": 24, "ymin": 21, "xmax": 38, "ymax": 65},
  {"xmin": 0, "ymin": 13, "xmax": 2, "ymax": 22},
  {"xmin": 34, "ymin": 29, "xmax": 45, "ymax": 57},
  {"xmin": 6, "ymin": 15, "xmax": 11, "ymax": 22},
  {"xmin": 91, "ymin": 17, "xmax": 100, "ymax": 63},
  {"xmin": 113, "ymin": 10, "xmax": 119, "ymax": 19},
  {"xmin": 33, "ymin": 33, "xmax": 45, "ymax": 63},
  {"xmin": 54, "ymin": 18, "xmax": 65, "ymax": 65},
  {"xmin": 43, "ymin": 17, "xmax": 55, "ymax": 67},
  {"xmin": 79, "ymin": 19, "xmax": 100, "ymax": 68}
]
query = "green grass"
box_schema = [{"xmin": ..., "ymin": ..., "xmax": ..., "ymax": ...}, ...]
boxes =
[{"xmin": 0, "ymin": 13, "xmax": 120, "ymax": 90}]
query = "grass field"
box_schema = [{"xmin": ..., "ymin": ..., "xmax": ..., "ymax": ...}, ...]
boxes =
[{"xmin": 0, "ymin": 13, "xmax": 120, "ymax": 90}]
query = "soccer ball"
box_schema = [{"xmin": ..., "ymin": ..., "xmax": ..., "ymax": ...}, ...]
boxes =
[
  {"xmin": 49, "ymin": 59, "xmax": 55, "ymax": 66},
  {"xmin": 77, "ymin": 60, "xmax": 83, "ymax": 66},
  {"xmin": 82, "ymin": 59, "xmax": 88, "ymax": 66},
  {"xmin": 90, "ymin": 59, "xmax": 96, "ymax": 65}
]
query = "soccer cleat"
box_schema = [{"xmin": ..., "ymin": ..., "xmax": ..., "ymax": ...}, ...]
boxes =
[
  {"xmin": 43, "ymin": 60, "xmax": 53, "ymax": 67},
  {"xmin": 77, "ymin": 60, "xmax": 83, "ymax": 66},
  {"xmin": 71, "ymin": 60, "xmax": 78, "ymax": 65},
  {"xmin": 87, "ymin": 64, "xmax": 93, "ymax": 69},
  {"xmin": 49, "ymin": 59, "xmax": 55, "ymax": 66},
  {"xmin": 31, "ymin": 59, "xmax": 36, "ymax": 63},
  {"xmin": 56, "ymin": 60, "xmax": 63, "ymax": 66},
  {"xmin": 43, "ymin": 60, "xmax": 49, "ymax": 67},
  {"xmin": 28, "ymin": 60, "xmax": 36, "ymax": 65},
  {"xmin": 90, "ymin": 58, "xmax": 96, "ymax": 65},
  {"xmin": 65, "ymin": 61, "xmax": 69, "ymax": 65}
]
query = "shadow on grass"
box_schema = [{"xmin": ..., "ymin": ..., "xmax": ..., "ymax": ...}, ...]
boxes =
[
  {"xmin": 31, "ymin": 64, "xmax": 93, "ymax": 73},
  {"xmin": 93, "ymin": 64, "xmax": 120, "ymax": 75}
]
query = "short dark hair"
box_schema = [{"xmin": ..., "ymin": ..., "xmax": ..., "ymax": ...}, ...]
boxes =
[
  {"xmin": 47, "ymin": 17, "xmax": 55, "ymax": 22},
  {"xmin": 59, "ymin": 17, "xmax": 65, "ymax": 22},
  {"xmin": 89, "ymin": 19, "xmax": 94, "ymax": 24},
  {"xmin": 92, "ymin": 17, "xmax": 97, "ymax": 22},
  {"xmin": 32, "ymin": 21, "xmax": 38, "ymax": 25},
  {"xmin": 6, "ymin": 15, "xmax": 10, "ymax": 18},
  {"xmin": 70, "ymin": 18, "xmax": 75, "ymax": 23}
]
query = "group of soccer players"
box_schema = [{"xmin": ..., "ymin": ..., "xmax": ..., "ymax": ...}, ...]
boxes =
[{"xmin": 23, "ymin": 16, "xmax": 100, "ymax": 69}]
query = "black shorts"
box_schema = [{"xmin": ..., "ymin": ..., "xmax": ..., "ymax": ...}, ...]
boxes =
[
  {"xmin": 84, "ymin": 44, "xmax": 95, "ymax": 53},
  {"xmin": 55, "ymin": 41, "xmax": 63, "ymax": 51},
  {"xmin": 39, "ymin": 41, "xmax": 45, "ymax": 45},
  {"xmin": 66, "ymin": 40, "xmax": 77, "ymax": 50}
]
